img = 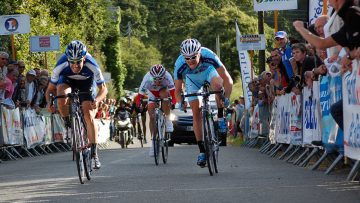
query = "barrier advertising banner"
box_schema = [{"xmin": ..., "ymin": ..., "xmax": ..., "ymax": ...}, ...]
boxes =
[
  {"xmin": 254, "ymin": 0, "xmax": 297, "ymax": 11},
  {"xmin": 52, "ymin": 114, "xmax": 67, "ymax": 142},
  {"xmin": 302, "ymin": 82, "xmax": 322, "ymax": 145},
  {"xmin": 275, "ymin": 94, "xmax": 291, "ymax": 144},
  {"xmin": 319, "ymin": 74, "xmax": 343, "ymax": 147},
  {"xmin": 96, "ymin": 119, "xmax": 110, "ymax": 143},
  {"xmin": 41, "ymin": 109, "xmax": 53, "ymax": 144},
  {"xmin": 343, "ymin": 61, "xmax": 360, "ymax": 160},
  {"xmin": 23, "ymin": 108, "xmax": 45, "ymax": 149},
  {"xmin": 268, "ymin": 98, "xmax": 278, "ymax": 144},
  {"xmin": 290, "ymin": 93, "xmax": 302, "ymax": 145},
  {"xmin": 0, "ymin": 106, "xmax": 23, "ymax": 145}
]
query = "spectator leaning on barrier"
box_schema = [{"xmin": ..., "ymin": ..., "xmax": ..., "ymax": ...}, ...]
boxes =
[
  {"xmin": 275, "ymin": 31, "xmax": 295, "ymax": 79},
  {"xmin": 314, "ymin": 15, "xmax": 329, "ymax": 38},
  {"xmin": 291, "ymin": 43, "xmax": 324, "ymax": 86},
  {"xmin": 293, "ymin": 0, "xmax": 360, "ymax": 131},
  {"xmin": 34, "ymin": 75, "xmax": 49, "ymax": 109}
]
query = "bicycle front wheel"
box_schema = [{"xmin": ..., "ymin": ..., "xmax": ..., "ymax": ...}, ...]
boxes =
[
  {"xmin": 154, "ymin": 120, "xmax": 161, "ymax": 165},
  {"xmin": 72, "ymin": 117, "xmax": 85, "ymax": 184},
  {"xmin": 203, "ymin": 115, "xmax": 216, "ymax": 176}
]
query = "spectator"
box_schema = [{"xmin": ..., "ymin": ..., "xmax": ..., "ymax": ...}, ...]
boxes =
[
  {"xmin": 314, "ymin": 15, "xmax": 329, "ymax": 38},
  {"xmin": 291, "ymin": 43, "xmax": 324, "ymax": 86},
  {"xmin": 25, "ymin": 70, "xmax": 37, "ymax": 107},
  {"xmin": 235, "ymin": 97, "xmax": 245, "ymax": 136},
  {"xmin": 33, "ymin": 75, "xmax": 49, "ymax": 109},
  {"xmin": 13, "ymin": 76, "xmax": 26, "ymax": 107},
  {"xmin": 5, "ymin": 68, "xmax": 18, "ymax": 99},
  {"xmin": 268, "ymin": 48, "xmax": 289, "ymax": 95},
  {"xmin": 17, "ymin": 61, "xmax": 26, "ymax": 76},
  {"xmin": 275, "ymin": 31, "xmax": 294, "ymax": 79},
  {"xmin": 0, "ymin": 51, "xmax": 9, "ymax": 100}
]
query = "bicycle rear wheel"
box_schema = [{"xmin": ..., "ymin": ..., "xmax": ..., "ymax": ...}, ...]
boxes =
[
  {"xmin": 203, "ymin": 116, "xmax": 215, "ymax": 176},
  {"xmin": 72, "ymin": 117, "xmax": 85, "ymax": 184}
]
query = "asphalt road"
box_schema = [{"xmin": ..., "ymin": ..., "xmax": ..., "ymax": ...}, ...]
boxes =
[{"xmin": 0, "ymin": 141, "xmax": 360, "ymax": 203}]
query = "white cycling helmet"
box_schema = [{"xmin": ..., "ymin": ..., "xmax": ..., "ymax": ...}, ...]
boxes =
[
  {"xmin": 150, "ymin": 64, "xmax": 166, "ymax": 78},
  {"xmin": 180, "ymin": 38, "xmax": 202, "ymax": 57},
  {"xmin": 65, "ymin": 40, "xmax": 87, "ymax": 60}
]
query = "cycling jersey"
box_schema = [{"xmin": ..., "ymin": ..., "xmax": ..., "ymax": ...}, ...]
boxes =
[
  {"xmin": 50, "ymin": 53, "xmax": 105, "ymax": 85},
  {"xmin": 137, "ymin": 71, "xmax": 176, "ymax": 105},
  {"xmin": 50, "ymin": 53, "xmax": 105, "ymax": 101},
  {"xmin": 173, "ymin": 47, "xmax": 220, "ymax": 102},
  {"xmin": 174, "ymin": 47, "xmax": 223, "ymax": 80}
]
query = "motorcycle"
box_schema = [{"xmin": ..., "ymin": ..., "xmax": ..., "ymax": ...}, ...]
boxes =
[{"xmin": 114, "ymin": 110, "xmax": 134, "ymax": 148}]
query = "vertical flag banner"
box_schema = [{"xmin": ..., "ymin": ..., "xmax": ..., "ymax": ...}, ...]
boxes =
[
  {"xmin": 309, "ymin": 0, "xmax": 331, "ymax": 24},
  {"xmin": 235, "ymin": 22, "xmax": 253, "ymax": 109}
]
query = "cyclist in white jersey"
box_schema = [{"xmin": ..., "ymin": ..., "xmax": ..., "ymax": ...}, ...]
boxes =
[
  {"xmin": 136, "ymin": 64, "xmax": 176, "ymax": 156},
  {"xmin": 46, "ymin": 40, "xmax": 108, "ymax": 169},
  {"xmin": 174, "ymin": 38, "xmax": 233, "ymax": 167}
]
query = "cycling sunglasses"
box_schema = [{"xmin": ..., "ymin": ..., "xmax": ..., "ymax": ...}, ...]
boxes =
[
  {"xmin": 153, "ymin": 77, "xmax": 164, "ymax": 82},
  {"xmin": 184, "ymin": 55, "xmax": 198, "ymax": 61},
  {"xmin": 68, "ymin": 58, "xmax": 83, "ymax": 65}
]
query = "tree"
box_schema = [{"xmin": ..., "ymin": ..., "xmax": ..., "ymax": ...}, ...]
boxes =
[
  {"xmin": 120, "ymin": 37, "xmax": 162, "ymax": 90},
  {"xmin": 102, "ymin": 7, "xmax": 127, "ymax": 96}
]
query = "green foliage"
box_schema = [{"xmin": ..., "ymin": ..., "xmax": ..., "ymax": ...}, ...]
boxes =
[
  {"xmin": 102, "ymin": 7, "xmax": 126, "ymax": 96},
  {"xmin": 120, "ymin": 37, "xmax": 162, "ymax": 90}
]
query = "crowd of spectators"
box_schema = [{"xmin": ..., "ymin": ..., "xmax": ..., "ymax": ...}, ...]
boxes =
[
  {"xmin": 0, "ymin": 51, "xmax": 50, "ymax": 113},
  {"xmin": 235, "ymin": 0, "xmax": 359, "ymax": 139}
]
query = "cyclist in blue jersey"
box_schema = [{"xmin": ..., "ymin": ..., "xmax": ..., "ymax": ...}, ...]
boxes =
[
  {"xmin": 45, "ymin": 40, "xmax": 108, "ymax": 169},
  {"xmin": 174, "ymin": 38, "xmax": 233, "ymax": 167}
]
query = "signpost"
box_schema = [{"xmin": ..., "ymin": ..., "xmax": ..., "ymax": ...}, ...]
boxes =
[{"xmin": 0, "ymin": 14, "xmax": 30, "ymax": 60}]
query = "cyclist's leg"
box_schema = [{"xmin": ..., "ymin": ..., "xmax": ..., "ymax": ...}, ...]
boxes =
[
  {"xmin": 56, "ymin": 76, "xmax": 72, "ymax": 118},
  {"xmin": 159, "ymin": 88, "xmax": 173, "ymax": 132}
]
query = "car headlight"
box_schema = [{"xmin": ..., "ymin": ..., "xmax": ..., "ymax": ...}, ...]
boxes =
[{"xmin": 169, "ymin": 113, "xmax": 176, "ymax": 121}]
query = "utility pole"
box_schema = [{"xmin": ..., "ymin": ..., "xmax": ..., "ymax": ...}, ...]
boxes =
[{"xmin": 258, "ymin": 11, "xmax": 265, "ymax": 73}]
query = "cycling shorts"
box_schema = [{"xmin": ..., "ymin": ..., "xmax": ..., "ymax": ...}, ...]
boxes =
[{"xmin": 58, "ymin": 76, "xmax": 95, "ymax": 103}]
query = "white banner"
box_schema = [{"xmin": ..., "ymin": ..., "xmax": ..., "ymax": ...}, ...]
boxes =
[
  {"xmin": 0, "ymin": 14, "xmax": 30, "ymax": 35},
  {"xmin": 302, "ymin": 82, "xmax": 322, "ymax": 145},
  {"xmin": 235, "ymin": 22, "xmax": 253, "ymax": 109},
  {"xmin": 254, "ymin": 0, "xmax": 297, "ymax": 11},
  {"xmin": 96, "ymin": 119, "xmax": 110, "ymax": 143},
  {"xmin": 343, "ymin": 60, "xmax": 360, "ymax": 160},
  {"xmin": 309, "ymin": 0, "xmax": 331, "ymax": 24},
  {"xmin": 275, "ymin": 94, "xmax": 291, "ymax": 144},
  {"xmin": 290, "ymin": 93, "xmax": 302, "ymax": 145},
  {"xmin": 40, "ymin": 109, "xmax": 53, "ymax": 145},
  {"xmin": 249, "ymin": 105, "xmax": 260, "ymax": 138},
  {"xmin": 1, "ymin": 106, "xmax": 23, "ymax": 145},
  {"xmin": 268, "ymin": 98, "xmax": 278, "ymax": 144},
  {"xmin": 238, "ymin": 34, "xmax": 266, "ymax": 51},
  {"xmin": 30, "ymin": 35, "xmax": 60, "ymax": 52},
  {"xmin": 52, "ymin": 114, "xmax": 67, "ymax": 142},
  {"xmin": 23, "ymin": 108, "xmax": 45, "ymax": 149}
]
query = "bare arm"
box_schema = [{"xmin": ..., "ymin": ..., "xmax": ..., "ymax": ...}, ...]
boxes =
[
  {"xmin": 293, "ymin": 21, "xmax": 338, "ymax": 49},
  {"xmin": 95, "ymin": 83, "xmax": 108, "ymax": 102},
  {"xmin": 45, "ymin": 82, "xmax": 57, "ymax": 105},
  {"xmin": 174, "ymin": 79, "xmax": 184, "ymax": 103},
  {"xmin": 216, "ymin": 65, "xmax": 233, "ymax": 98}
]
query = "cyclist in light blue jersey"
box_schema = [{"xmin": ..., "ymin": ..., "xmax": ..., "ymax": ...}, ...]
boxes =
[
  {"xmin": 46, "ymin": 40, "xmax": 108, "ymax": 169},
  {"xmin": 174, "ymin": 38, "xmax": 233, "ymax": 167}
]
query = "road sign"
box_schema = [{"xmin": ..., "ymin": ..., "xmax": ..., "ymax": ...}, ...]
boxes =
[
  {"xmin": 0, "ymin": 14, "xmax": 30, "ymax": 35},
  {"xmin": 237, "ymin": 34, "xmax": 266, "ymax": 51},
  {"xmin": 30, "ymin": 35, "xmax": 60, "ymax": 52}
]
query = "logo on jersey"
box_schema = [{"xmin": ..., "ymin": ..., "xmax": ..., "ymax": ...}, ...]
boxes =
[{"xmin": 5, "ymin": 18, "xmax": 18, "ymax": 32}]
